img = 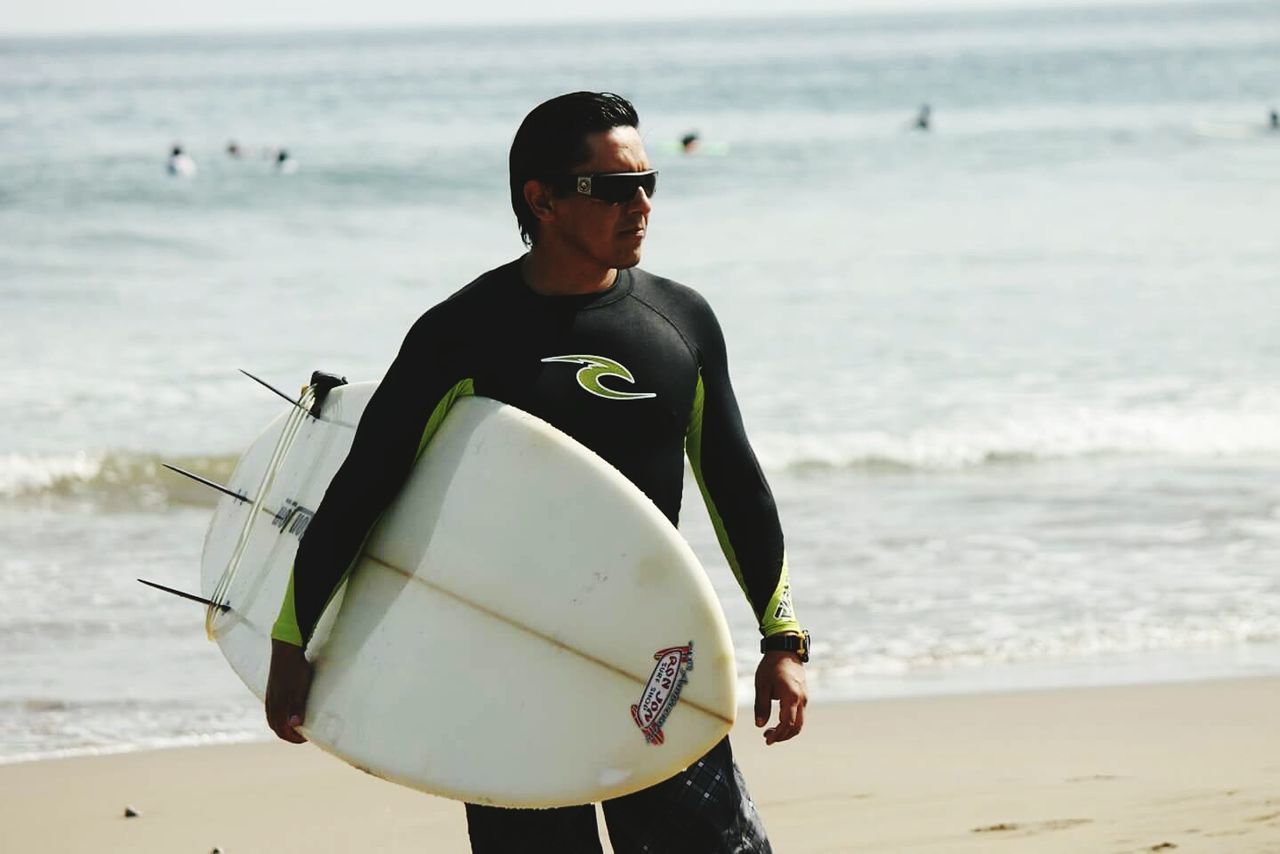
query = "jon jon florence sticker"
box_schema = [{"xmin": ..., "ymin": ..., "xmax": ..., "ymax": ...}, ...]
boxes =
[{"xmin": 631, "ymin": 642, "xmax": 694, "ymax": 745}]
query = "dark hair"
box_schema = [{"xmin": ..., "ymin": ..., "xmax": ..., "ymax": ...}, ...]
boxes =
[{"xmin": 509, "ymin": 92, "xmax": 640, "ymax": 247}]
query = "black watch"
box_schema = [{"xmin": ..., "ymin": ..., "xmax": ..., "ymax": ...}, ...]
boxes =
[{"xmin": 760, "ymin": 630, "xmax": 810, "ymax": 663}]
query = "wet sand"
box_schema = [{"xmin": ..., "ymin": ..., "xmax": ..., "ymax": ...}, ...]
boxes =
[{"xmin": 3, "ymin": 677, "xmax": 1278, "ymax": 852}]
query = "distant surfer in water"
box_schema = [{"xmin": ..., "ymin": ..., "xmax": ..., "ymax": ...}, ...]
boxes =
[
  {"xmin": 274, "ymin": 149, "xmax": 298, "ymax": 174},
  {"xmin": 166, "ymin": 143, "xmax": 196, "ymax": 177},
  {"xmin": 1270, "ymin": 109, "xmax": 1278, "ymax": 131},
  {"xmin": 914, "ymin": 103, "xmax": 932, "ymax": 131},
  {"xmin": 680, "ymin": 131, "xmax": 701, "ymax": 154},
  {"xmin": 265, "ymin": 91, "xmax": 809, "ymax": 853}
]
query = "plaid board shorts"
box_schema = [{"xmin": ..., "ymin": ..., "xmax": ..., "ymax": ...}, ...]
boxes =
[{"xmin": 464, "ymin": 737, "xmax": 771, "ymax": 854}]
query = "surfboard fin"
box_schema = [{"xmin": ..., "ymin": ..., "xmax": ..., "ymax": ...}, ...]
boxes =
[
  {"xmin": 161, "ymin": 464, "xmax": 251, "ymax": 504},
  {"xmin": 137, "ymin": 578, "xmax": 231, "ymax": 613},
  {"xmin": 239, "ymin": 369, "xmax": 311, "ymax": 416}
]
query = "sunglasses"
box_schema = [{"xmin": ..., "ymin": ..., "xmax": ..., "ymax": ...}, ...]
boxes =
[{"xmin": 554, "ymin": 170, "xmax": 658, "ymax": 204}]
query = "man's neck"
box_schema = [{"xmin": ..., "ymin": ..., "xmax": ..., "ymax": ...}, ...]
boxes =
[{"xmin": 521, "ymin": 246, "xmax": 617, "ymax": 296}]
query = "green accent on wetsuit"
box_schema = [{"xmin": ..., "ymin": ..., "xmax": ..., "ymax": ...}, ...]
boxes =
[
  {"xmin": 760, "ymin": 561, "xmax": 798, "ymax": 637},
  {"xmin": 686, "ymin": 375, "xmax": 746, "ymax": 592},
  {"xmin": 416, "ymin": 378, "xmax": 476, "ymax": 459},
  {"xmin": 270, "ymin": 377, "xmax": 476, "ymax": 647},
  {"xmin": 686, "ymin": 373, "xmax": 801, "ymax": 638},
  {"xmin": 271, "ymin": 572, "xmax": 302, "ymax": 646}
]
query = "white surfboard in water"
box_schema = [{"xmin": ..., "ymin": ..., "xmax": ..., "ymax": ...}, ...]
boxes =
[{"xmin": 198, "ymin": 380, "xmax": 737, "ymax": 807}]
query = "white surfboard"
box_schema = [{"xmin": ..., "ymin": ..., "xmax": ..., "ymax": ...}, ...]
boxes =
[{"xmin": 198, "ymin": 380, "xmax": 737, "ymax": 807}]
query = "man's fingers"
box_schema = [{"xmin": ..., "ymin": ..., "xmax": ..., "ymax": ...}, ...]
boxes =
[
  {"xmin": 753, "ymin": 668, "xmax": 772, "ymax": 728},
  {"xmin": 770, "ymin": 696, "xmax": 804, "ymax": 744},
  {"xmin": 762, "ymin": 678, "xmax": 810, "ymax": 745},
  {"xmin": 265, "ymin": 689, "xmax": 308, "ymax": 744},
  {"xmin": 265, "ymin": 640, "xmax": 313, "ymax": 745},
  {"xmin": 283, "ymin": 712, "xmax": 307, "ymax": 744},
  {"xmin": 779, "ymin": 693, "xmax": 797, "ymax": 729},
  {"xmin": 269, "ymin": 704, "xmax": 305, "ymax": 744},
  {"xmin": 765, "ymin": 700, "xmax": 797, "ymax": 744},
  {"xmin": 267, "ymin": 700, "xmax": 291, "ymax": 743}
]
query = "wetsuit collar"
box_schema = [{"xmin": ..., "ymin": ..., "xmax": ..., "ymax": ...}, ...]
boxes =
[{"xmin": 512, "ymin": 261, "xmax": 633, "ymax": 310}]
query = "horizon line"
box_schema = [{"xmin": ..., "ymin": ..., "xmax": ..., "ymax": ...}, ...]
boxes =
[{"xmin": 0, "ymin": 0, "xmax": 1207, "ymax": 41}]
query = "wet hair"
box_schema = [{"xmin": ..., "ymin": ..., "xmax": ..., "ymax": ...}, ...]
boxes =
[{"xmin": 508, "ymin": 92, "xmax": 640, "ymax": 247}]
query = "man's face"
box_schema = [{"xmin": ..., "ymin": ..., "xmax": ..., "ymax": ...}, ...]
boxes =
[{"xmin": 545, "ymin": 126, "xmax": 653, "ymax": 270}]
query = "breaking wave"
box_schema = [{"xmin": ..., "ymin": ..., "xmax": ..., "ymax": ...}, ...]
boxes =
[
  {"xmin": 0, "ymin": 451, "xmax": 239, "ymax": 510},
  {"xmin": 6, "ymin": 400, "xmax": 1280, "ymax": 508},
  {"xmin": 755, "ymin": 404, "xmax": 1280, "ymax": 472}
]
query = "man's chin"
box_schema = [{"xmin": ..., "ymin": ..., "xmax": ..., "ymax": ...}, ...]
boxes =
[{"xmin": 613, "ymin": 247, "xmax": 644, "ymax": 270}]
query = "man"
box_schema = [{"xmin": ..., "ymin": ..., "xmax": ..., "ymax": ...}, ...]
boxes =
[
  {"xmin": 265, "ymin": 91, "xmax": 809, "ymax": 853},
  {"xmin": 913, "ymin": 103, "xmax": 932, "ymax": 131},
  {"xmin": 166, "ymin": 143, "xmax": 196, "ymax": 177}
]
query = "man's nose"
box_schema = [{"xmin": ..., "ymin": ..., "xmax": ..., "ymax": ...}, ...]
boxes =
[{"xmin": 628, "ymin": 187, "xmax": 653, "ymax": 213}]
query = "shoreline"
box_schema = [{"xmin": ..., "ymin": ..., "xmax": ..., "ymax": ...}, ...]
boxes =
[
  {"xmin": 7, "ymin": 657, "xmax": 1279, "ymax": 771},
  {"xmin": 3, "ymin": 676, "xmax": 1278, "ymax": 852},
  {"xmin": 10, "ymin": 644, "xmax": 1280, "ymax": 769}
]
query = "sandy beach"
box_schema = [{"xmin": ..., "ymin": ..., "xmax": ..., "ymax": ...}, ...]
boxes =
[{"xmin": 3, "ymin": 676, "xmax": 1278, "ymax": 853}]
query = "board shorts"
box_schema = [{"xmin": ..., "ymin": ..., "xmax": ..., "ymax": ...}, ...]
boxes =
[{"xmin": 464, "ymin": 737, "xmax": 771, "ymax": 854}]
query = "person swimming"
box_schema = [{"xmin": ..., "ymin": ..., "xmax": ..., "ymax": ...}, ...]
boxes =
[
  {"xmin": 680, "ymin": 131, "xmax": 700, "ymax": 154},
  {"xmin": 914, "ymin": 104, "xmax": 932, "ymax": 131},
  {"xmin": 275, "ymin": 149, "xmax": 298, "ymax": 174},
  {"xmin": 166, "ymin": 144, "xmax": 197, "ymax": 177}
]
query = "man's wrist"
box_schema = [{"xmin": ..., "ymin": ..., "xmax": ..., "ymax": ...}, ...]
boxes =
[
  {"xmin": 760, "ymin": 629, "xmax": 810, "ymax": 663},
  {"xmin": 271, "ymin": 637, "xmax": 307, "ymax": 657}
]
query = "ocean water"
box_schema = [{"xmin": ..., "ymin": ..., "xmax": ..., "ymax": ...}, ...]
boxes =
[{"xmin": 3, "ymin": 1, "xmax": 1280, "ymax": 762}]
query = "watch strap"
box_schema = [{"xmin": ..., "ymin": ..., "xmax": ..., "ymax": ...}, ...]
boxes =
[{"xmin": 760, "ymin": 629, "xmax": 810, "ymax": 663}]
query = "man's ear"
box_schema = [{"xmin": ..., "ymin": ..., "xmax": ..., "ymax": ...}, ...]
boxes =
[{"xmin": 524, "ymin": 179, "xmax": 555, "ymax": 226}]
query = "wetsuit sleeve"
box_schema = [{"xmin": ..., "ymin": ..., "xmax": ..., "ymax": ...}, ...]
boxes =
[
  {"xmin": 271, "ymin": 310, "xmax": 471, "ymax": 648},
  {"xmin": 684, "ymin": 302, "xmax": 800, "ymax": 639}
]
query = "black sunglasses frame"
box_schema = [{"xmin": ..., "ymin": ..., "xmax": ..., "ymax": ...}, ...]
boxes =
[{"xmin": 552, "ymin": 170, "xmax": 658, "ymax": 204}]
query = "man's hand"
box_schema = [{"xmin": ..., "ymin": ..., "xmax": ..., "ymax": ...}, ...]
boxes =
[
  {"xmin": 753, "ymin": 650, "xmax": 808, "ymax": 745},
  {"xmin": 265, "ymin": 638, "xmax": 313, "ymax": 744}
]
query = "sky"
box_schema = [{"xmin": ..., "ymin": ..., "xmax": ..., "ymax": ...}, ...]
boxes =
[{"xmin": 3, "ymin": 0, "xmax": 1180, "ymax": 36}]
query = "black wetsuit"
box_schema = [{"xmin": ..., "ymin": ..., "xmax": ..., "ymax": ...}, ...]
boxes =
[{"xmin": 272, "ymin": 259, "xmax": 797, "ymax": 853}]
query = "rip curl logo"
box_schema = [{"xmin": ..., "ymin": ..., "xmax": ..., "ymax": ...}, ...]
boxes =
[
  {"xmin": 773, "ymin": 583, "xmax": 795, "ymax": 622},
  {"xmin": 540, "ymin": 354, "xmax": 657, "ymax": 401},
  {"xmin": 631, "ymin": 642, "xmax": 694, "ymax": 745}
]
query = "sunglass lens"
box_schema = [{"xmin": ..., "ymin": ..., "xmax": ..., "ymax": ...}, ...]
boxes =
[
  {"xmin": 639, "ymin": 172, "xmax": 657, "ymax": 199},
  {"xmin": 594, "ymin": 172, "xmax": 658, "ymax": 203}
]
